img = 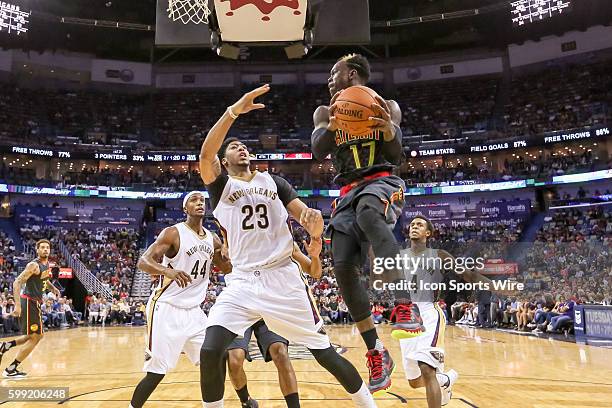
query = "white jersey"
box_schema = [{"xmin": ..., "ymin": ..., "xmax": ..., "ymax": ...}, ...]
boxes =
[
  {"xmin": 211, "ymin": 171, "xmax": 294, "ymax": 271},
  {"xmin": 150, "ymin": 222, "xmax": 214, "ymax": 308}
]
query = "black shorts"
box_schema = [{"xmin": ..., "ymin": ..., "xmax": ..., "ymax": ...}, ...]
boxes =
[
  {"xmin": 227, "ymin": 320, "xmax": 288, "ymax": 363},
  {"xmin": 20, "ymin": 297, "xmax": 43, "ymax": 335},
  {"xmin": 328, "ymin": 175, "xmax": 406, "ymax": 241}
]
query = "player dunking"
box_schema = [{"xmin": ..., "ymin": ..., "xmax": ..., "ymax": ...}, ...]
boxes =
[
  {"xmin": 226, "ymin": 240, "xmax": 323, "ymax": 408},
  {"xmin": 198, "ymin": 84, "xmax": 377, "ymax": 408},
  {"xmin": 311, "ymin": 53, "xmax": 424, "ymax": 394},
  {"xmin": 0, "ymin": 239, "xmax": 61, "ymax": 378},
  {"xmin": 129, "ymin": 191, "xmax": 227, "ymax": 408}
]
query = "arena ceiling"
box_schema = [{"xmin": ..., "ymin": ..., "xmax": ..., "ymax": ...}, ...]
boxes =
[{"xmin": 1, "ymin": 0, "xmax": 611, "ymax": 62}]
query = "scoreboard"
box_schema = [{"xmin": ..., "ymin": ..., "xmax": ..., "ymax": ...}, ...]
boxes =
[
  {"xmin": 511, "ymin": 0, "xmax": 572, "ymax": 27},
  {"xmin": 0, "ymin": 1, "xmax": 29, "ymax": 35}
]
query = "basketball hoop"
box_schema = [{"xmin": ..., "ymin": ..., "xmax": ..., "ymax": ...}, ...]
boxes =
[{"xmin": 167, "ymin": 0, "xmax": 211, "ymax": 25}]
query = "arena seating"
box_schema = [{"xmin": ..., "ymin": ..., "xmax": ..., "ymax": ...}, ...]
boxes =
[
  {"xmin": 504, "ymin": 59, "xmax": 612, "ymax": 136},
  {"xmin": 18, "ymin": 224, "xmax": 139, "ymax": 297},
  {"xmin": 0, "ymin": 58, "xmax": 610, "ymax": 153},
  {"xmin": 401, "ymin": 151, "xmax": 599, "ymax": 185},
  {"xmin": 395, "ymin": 76, "xmax": 499, "ymax": 137}
]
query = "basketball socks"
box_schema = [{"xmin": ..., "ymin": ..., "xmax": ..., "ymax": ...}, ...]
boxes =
[
  {"xmin": 203, "ymin": 401, "xmax": 223, "ymax": 408},
  {"xmin": 284, "ymin": 393, "xmax": 300, "ymax": 408},
  {"xmin": 437, "ymin": 369, "xmax": 458, "ymax": 388},
  {"xmin": 436, "ymin": 370, "xmax": 459, "ymax": 390},
  {"xmin": 350, "ymin": 382, "xmax": 377, "ymax": 408},
  {"xmin": 235, "ymin": 385, "xmax": 249, "ymax": 403},
  {"xmin": 437, "ymin": 372, "xmax": 450, "ymax": 388},
  {"xmin": 361, "ymin": 329, "xmax": 378, "ymax": 350}
]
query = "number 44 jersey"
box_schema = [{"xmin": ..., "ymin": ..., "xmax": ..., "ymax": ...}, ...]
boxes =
[
  {"xmin": 209, "ymin": 171, "xmax": 297, "ymax": 272},
  {"xmin": 154, "ymin": 222, "xmax": 214, "ymax": 308}
]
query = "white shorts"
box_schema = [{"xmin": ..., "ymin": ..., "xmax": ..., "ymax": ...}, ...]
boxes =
[
  {"xmin": 207, "ymin": 259, "xmax": 330, "ymax": 350},
  {"xmin": 144, "ymin": 299, "xmax": 207, "ymax": 374},
  {"xmin": 400, "ymin": 302, "xmax": 446, "ymax": 380}
]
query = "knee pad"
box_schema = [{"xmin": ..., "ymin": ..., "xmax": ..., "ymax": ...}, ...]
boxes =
[
  {"xmin": 333, "ymin": 262, "xmax": 371, "ymax": 323},
  {"xmin": 200, "ymin": 345, "xmax": 224, "ymax": 368},
  {"xmin": 309, "ymin": 346, "xmax": 336, "ymax": 369},
  {"xmin": 144, "ymin": 372, "xmax": 165, "ymax": 386}
]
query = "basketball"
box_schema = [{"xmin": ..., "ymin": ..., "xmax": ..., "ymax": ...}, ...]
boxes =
[{"xmin": 333, "ymin": 85, "xmax": 381, "ymax": 135}]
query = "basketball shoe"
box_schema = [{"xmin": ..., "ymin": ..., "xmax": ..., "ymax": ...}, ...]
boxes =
[
  {"xmin": 438, "ymin": 369, "xmax": 459, "ymax": 406},
  {"xmin": 242, "ymin": 397, "xmax": 258, "ymax": 408},
  {"xmin": 390, "ymin": 302, "xmax": 426, "ymax": 340},
  {"xmin": 366, "ymin": 349, "xmax": 392, "ymax": 396},
  {"xmin": 3, "ymin": 368, "xmax": 27, "ymax": 379}
]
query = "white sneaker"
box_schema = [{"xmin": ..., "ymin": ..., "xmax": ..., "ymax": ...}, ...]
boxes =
[
  {"xmin": 3, "ymin": 369, "xmax": 27, "ymax": 379},
  {"xmin": 439, "ymin": 369, "xmax": 458, "ymax": 406}
]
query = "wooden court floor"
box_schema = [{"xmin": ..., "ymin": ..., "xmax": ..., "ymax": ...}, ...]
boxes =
[{"xmin": 0, "ymin": 324, "xmax": 610, "ymax": 407}]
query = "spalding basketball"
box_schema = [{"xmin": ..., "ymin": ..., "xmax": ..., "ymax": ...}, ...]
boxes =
[{"xmin": 332, "ymin": 85, "xmax": 380, "ymax": 136}]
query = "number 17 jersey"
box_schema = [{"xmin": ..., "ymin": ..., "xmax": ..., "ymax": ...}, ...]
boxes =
[
  {"xmin": 333, "ymin": 128, "xmax": 395, "ymax": 184},
  {"xmin": 153, "ymin": 222, "xmax": 214, "ymax": 308}
]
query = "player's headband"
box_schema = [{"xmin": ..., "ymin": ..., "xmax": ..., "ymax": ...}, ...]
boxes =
[{"xmin": 183, "ymin": 191, "xmax": 206, "ymax": 210}]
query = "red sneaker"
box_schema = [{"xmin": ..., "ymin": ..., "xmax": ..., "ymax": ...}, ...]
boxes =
[
  {"xmin": 391, "ymin": 302, "xmax": 425, "ymax": 340},
  {"xmin": 366, "ymin": 349, "xmax": 392, "ymax": 396}
]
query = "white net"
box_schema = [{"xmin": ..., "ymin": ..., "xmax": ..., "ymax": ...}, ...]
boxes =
[{"xmin": 167, "ymin": 0, "xmax": 211, "ymax": 25}]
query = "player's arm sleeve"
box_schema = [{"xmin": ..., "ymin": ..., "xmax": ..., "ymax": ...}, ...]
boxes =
[
  {"xmin": 381, "ymin": 100, "xmax": 403, "ymax": 165},
  {"xmin": 311, "ymin": 106, "xmax": 336, "ymax": 161},
  {"xmin": 271, "ymin": 175, "xmax": 299, "ymax": 206},
  {"xmin": 205, "ymin": 174, "xmax": 229, "ymax": 210}
]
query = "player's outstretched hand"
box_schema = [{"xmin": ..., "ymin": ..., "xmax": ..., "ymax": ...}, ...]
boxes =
[
  {"xmin": 164, "ymin": 268, "xmax": 192, "ymax": 288},
  {"xmin": 369, "ymin": 95, "xmax": 395, "ymax": 136},
  {"xmin": 300, "ymin": 208, "xmax": 324, "ymax": 238},
  {"xmin": 303, "ymin": 236, "xmax": 322, "ymax": 259},
  {"xmin": 230, "ymin": 84, "xmax": 270, "ymax": 116}
]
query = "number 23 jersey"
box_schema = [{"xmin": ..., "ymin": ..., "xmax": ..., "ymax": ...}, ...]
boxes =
[
  {"xmin": 154, "ymin": 222, "xmax": 214, "ymax": 308},
  {"xmin": 208, "ymin": 171, "xmax": 298, "ymax": 271}
]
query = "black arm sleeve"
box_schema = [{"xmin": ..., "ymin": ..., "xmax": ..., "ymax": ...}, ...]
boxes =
[
  {"xmin": 205, "ymin": 174, "xmax": 229, "ymax": 210},
  {"xmin": 311, "ymin": 127, "xmax": 336, "ymax": 161},
  {"xmin": 271, "ymin": 175, "xmax": 299, "ymax": 206},
  {"xmin": 381, "ymin": 124, "xmax": 403, "ymax": 165}
]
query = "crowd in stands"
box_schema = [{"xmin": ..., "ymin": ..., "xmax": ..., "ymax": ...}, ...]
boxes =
[
  {"xmin": 402, "ymin": 150, "xmax": 599, "ymax": 185},
  {"xmin": 429, "ymin": 222, "xmax": 522, "ymax": 261},
  {"xmin": 19, "ymin": 225, "xmax": 139, "ymax": 296},
  {"xmin": 0, "ymin": 58, "xmax": 610, "ymax": 153},
  {"xmin": 450, "ymin": 205, "xmax": 611, "ymax": 335},
  {"xmin": 84, "ymin": 294, "xmax": 146, "ymax": 327},
  {"xmin": 0, "ymin": 233, "xmax": 18, "ymax": 286},
  {"xmin": 0, "ymin": 84, "xmax": 144, "ymax": 142},
  {"xmin": 58, "ymin": 166, "xmax": 306, "ymax": 191},
  {"xmin": 504, "ymin": 59, "xmax": 612, "ymax": 136},
  {"xmin": 395, "ymin": 76, "xmax": 498, "ymax": 137}
]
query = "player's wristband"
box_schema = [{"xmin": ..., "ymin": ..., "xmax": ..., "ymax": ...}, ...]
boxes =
[{"xmin": 227, "ymin": 106, "xmax": 239, "ymax": 120}]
